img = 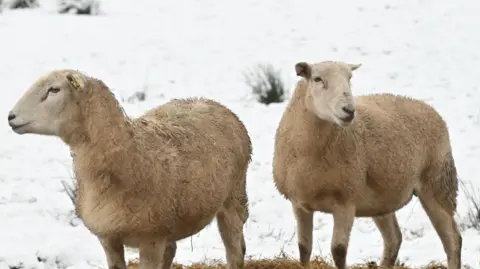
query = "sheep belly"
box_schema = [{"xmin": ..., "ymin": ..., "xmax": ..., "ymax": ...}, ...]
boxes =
[
  {"xmin": 78, "ymin": 176, "xmax": 228, "ymax": 243},
  {"xmin": 283, "ymin": 164, "xmax": 417, "ymax": 216},
  {"xmin": 292, "ymin": 184, "xmax": 416, "ymax": 216},
  {"xmin": 353, "ymin": 187, "xmax": 416, "ymax": 216},
  {"xmin": 120, "ymin": 213, "xmax": 217, "ymax": 248},
  {"xmin": 79, "ymin": 196, "xmax": 221, "ymax": 243}
]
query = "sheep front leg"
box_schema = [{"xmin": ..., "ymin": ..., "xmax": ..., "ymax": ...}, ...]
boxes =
[
  {"xmin": 292, "ymin": 204, "xmax": 313, "ymax": 268},
  {"xmin": 372, "ymin": 213, "xmax": 402, "ymax": 267},
  {"xmin": 331, "ymin": 204, "xmax": 355, "ymax": 269},
  {"xmin": 139, "ymin": 239, "xmax": 168, "ymax": 269},
  {"xmin": 98, "ymin": 238, "xmax": 127, "ymax": 269},
  {"xmin": 161, "ymin": 242, "xmax": 177, "ymax": 269}
]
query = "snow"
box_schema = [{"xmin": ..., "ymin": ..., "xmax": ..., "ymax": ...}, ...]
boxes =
[{"xmin": 1, "ymin": 0, "xmax": 480, "ymax": 268}]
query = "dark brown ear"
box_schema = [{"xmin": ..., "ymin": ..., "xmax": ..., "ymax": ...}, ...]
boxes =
[{"xmin": 295, "ymin": 62, "xmax": 311, "ymax": 79}]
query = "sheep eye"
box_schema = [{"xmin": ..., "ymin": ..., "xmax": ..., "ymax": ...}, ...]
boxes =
[
  {"xmin": 48, "ymin": 87, "xmax": 60, "ymax": 94},
  {"xmin": 313, "ymin": 77, "xmax": 323, "ymax": 83}
]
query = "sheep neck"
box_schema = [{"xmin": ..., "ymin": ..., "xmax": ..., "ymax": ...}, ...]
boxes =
[
  {"xmin": 67, "ymin": 91, "xmax": 134, "ymax": 154},
  {"xmin": 304, "ymin": 103, "xmax": 342, "ymax": 151},
  {"xmin": 89, "ymin": 98, "xmax": 131, "ymax": 146}
]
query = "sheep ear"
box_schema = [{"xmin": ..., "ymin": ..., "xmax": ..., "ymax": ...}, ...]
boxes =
[
  {"xmin": 348, "ymin": 63, "xmax": 362, "ymax": 71},
  {"xmin": 295, "ymin": 62, "xmax": 311, "ymax": 79},
  {"xmin": 66, "ymin": 74, "xmax": 84, "ymax": 90}
]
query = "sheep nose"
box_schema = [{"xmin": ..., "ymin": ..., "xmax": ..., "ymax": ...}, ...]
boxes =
[
  {"xmin": 342, "ymin": 107, "xmax": 355, "ymax": 117},
  {"xmin": 8, "ymin": 111, "xmax": 16, "ymax": 121}
]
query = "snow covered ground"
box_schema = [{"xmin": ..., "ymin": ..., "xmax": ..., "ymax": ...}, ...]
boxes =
[{"xmin": 1, "ymin": 0, "xmax": 480, "ymax": 268}]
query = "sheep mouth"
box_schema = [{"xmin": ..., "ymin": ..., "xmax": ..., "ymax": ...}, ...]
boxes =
[
  {"xmin": 335, "ymin": 115, "xmax": 354, "ymax": 126},
  {"xmin": 9, "ymin": 122, "xmax": 31, "ymax": 131},
  {"xmin": 340, "ymin": 115, "xmax": 354, "ymax": 123}
]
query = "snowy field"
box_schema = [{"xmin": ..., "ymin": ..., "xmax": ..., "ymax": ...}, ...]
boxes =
[{"xmin": 1, "ymin": 0, "xmax": 480, "ymax": 268}]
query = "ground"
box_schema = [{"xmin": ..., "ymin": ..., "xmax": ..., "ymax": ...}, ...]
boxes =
[{"xmin": 0, "ymin": 0, "xmax": 479, "ymax": 268}]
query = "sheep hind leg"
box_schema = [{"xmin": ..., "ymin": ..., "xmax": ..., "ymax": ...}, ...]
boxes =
[
  {"xmin": 330, "ymin": 204, "xmax": 355, "ymax": 269},
  {"xmin": 372, "ymin": 213, "xmax": 402, "ymax": 267},
  {"xmin": 236, "ymin": 171, "xmax": 249, "ymax": 259},
  {"xmin": 98, "ymin": 238, "xmax": 127, "ymax": 269},
  {"xmin": 139, "ymin": 238, "xmax": 168, "ymax": 269},
  {"xmin": 419, "ymin": 155, "xmax": 462, "ymax": 269},
  {"xmin": 292, "ymin": 203, "xmax": 314, "ymax": 268},
  {"xmin": 161, "ymin": 242, "xmax": 177, "ymax": 269},
  {"xmin": 217, "ymin": 203, "xmax": 246, "ymax": 269},
  {"xmin": 417, "ymin": 192, "xmax": 462, "ymax": 269}
]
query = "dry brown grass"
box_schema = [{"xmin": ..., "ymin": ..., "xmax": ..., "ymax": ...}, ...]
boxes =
[{"xmin": 126, "ymin": 255, "xmax": 449, "ymax": 269}]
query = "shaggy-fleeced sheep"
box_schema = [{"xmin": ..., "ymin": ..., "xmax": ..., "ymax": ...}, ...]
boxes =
[
  {"xmin": 8, "ymin": 70, "xmax": 252, "ymax": 269},
  {"xmin": 272, "ymin": 61, "xmax": 462, "ymax": 269}
]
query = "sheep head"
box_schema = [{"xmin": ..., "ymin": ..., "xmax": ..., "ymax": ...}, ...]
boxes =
[
  {"xmin": 295, "ymin": 61, "xmax": 361, "ymax": 127},
  {"xmin": 8, "ymin": 69, "xmax": 87, "ymax": 137}
]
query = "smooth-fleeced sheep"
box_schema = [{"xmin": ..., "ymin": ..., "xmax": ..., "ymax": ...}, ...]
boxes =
[
  {"xmin": 272, "ymin": 61, "xmax": 462, "ymax": 269},
  {"xmin": 8, "ymin": 70, "xmax": 252, "ymax": 269}
]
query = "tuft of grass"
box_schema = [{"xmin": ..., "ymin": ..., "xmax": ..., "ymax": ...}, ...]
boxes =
[
  {"xmin": 3, "ymin": 0, "xmax": 39, "ymax": 9},
  {"xmin": 244, "ymin": 63, "xmax": 286, "ymax": 105},
  {"xmin": 61, "ymin": 178, "xmax": 76, "ymax": 206},
  {"xmin": 127, "ymin": 90, "xmax": 147, "ymax": 103},
  {"xmin": 460, "ymin": 179, "xmax": 480, "ymax": 230},
  {"xmin": 57, "ymin": 0, "xmax": 100, "ymax": 15}
]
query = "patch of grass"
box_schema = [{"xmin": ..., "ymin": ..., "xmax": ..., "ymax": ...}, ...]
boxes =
[
  {"xmin": 3, "ymin": 0, "xmax": 39, "ymax": 9},
  {"xmin": 126, "ymin": 255, "xmax": 448, "ymax": 269},
  {"xmin": 243, "ymin": 63, "xmax": 286, "ymax": 105},
  {"xmin": 127, "ymin": 90, "xmax": 147, "ymax": 103},
  {"xmin": 58, "ymin": 0, "xmax": 100, "ymax": 15}
]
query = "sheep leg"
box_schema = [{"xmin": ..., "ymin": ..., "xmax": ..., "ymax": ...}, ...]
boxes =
[
  {"xmin": 372, "ymin": 213, "xmax": 402, "ymax": 267},
  {"xmin": 98, "ymin": 238, "xmax": 127, "ymax": 269},
  {"xmin": 161, "ymin": 242, "xmax": 177, "ymax": 269},
  {"xmin": 418, "ymin": 194, "xmax": 461, "ymax": 269},
  {"xmin": 217, "ymin": 205, "xmax": 246, "ymax": 269},
  {"xmin": 331, "ymin": 204, "xmax": 355, "ymax": 269},
  {"xmin": 139, "ymin": 239, "xmax": 168, "ymax": 269},
  {"xmin": 292, "ymin": 204, "xmax": 313, "ymax": 267}
]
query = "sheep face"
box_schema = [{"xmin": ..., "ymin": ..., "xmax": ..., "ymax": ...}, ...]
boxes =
[
  {"xmin": 295, "ymin": 61, "xmax": 361, "ymax": 127},
  {"xmin": 8, "ymin": 70, "xmax": 84, "ymax": 136}
]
